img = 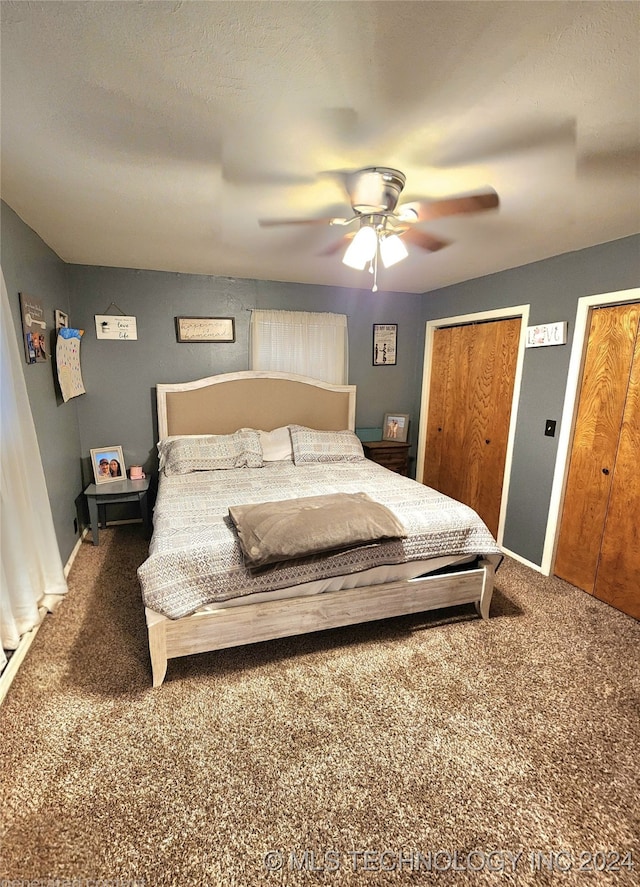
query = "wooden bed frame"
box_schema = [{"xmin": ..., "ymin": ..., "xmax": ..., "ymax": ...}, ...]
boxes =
[{"xmin": 145, "ymin": 371, "xmax": 496, "ymax": 687}]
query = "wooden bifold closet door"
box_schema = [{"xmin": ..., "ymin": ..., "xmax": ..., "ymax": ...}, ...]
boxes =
[
  {"xmin": 554, "ymin": 303, "xmax": 640, "ymax": 620},
  {"xmin": 423, "ymin": 317, "xmax": 521, "ymax": 538}
]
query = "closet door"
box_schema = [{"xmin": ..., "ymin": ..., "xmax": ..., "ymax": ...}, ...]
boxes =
[
  {"xmin": 554, "ymin": 303, "xmax": 640, "ymax": 618},
  {"xmin": 593, "ymin": 322, "xmax": 640, "ymax": 618},
  {"xmin": 423, "ymin": 317, "xmax": 521, "ymax": 537}
]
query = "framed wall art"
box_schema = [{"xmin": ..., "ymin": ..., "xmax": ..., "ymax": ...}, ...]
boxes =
[
  {"xmin": 54, "ymin": 309, "xmax": 69, "ymax": 330},
  {"xmin": 175, "ymin": 316, "xmax": 235, "ymax": 343},
  {"xmin": 373, "ymin": 323, "xmax": 397, "ymax": 366}
]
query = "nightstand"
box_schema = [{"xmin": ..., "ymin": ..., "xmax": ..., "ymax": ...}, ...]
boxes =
[
  {"xmin": 362, "ymin": 441, "xmax": 411, "ymax": 475},
  {"xmin": 84, "ymin": 477, "xmax": 151, "ymax": 545}
]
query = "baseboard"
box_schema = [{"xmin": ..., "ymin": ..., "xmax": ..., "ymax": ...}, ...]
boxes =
[
  {"xmin": 103, "ymin": 518, "xmax": 143, "ymax": 527},
  {"xmin": 64, "ymin": 526, "xmax": 89, "ymax": 577},
  {"xmin": 500, "ymin": 546, "xmax": 546, "ymax": 575},
  {"xmin": 0, "ymin": 605, "xmax": 48, "ymax": 706}
]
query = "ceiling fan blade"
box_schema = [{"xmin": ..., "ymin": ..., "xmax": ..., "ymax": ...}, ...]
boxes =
[
  {"xmin": 401, "ymin": 189, "xmax": 499, "ymax": 222},
  {"xmin": 224, "ymin": 169, "xmax": 317, "ymax": 186},
  {"xmin": 402, "ymin": 228, "xmax": 451, "ymax": 253},
  {"xmin": 578, "ymin": 145, "xmax": 640, "ymax": 177},
  {"xmin": 425, "ymin": 118, "xmax": 576, "ymax": 168},
  {"xmin": 317, "ymin": 232, "xmax": 355, "ymax": 257},
  {"xmin": 258, "ymin": 216, "xmax": 345, "ymax": 228}
]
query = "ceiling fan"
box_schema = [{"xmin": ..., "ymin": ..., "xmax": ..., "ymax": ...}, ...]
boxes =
[{"xmin": 259, "ymin": 167, "xmax": 499, "ymax": 290}]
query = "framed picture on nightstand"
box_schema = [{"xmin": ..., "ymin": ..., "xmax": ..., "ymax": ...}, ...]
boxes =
[
  {"xmin": 90, "ymin": 445, "xmax": 126, "ymax": 484},
  {"xmin": 382, "ymin": 413, "xmax": 409, "ymax": 442}
]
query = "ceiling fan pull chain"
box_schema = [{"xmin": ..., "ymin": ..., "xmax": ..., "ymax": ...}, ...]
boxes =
[{"xmin": 372, "ymin": 247, "xmax": 379, "ymax": 292}]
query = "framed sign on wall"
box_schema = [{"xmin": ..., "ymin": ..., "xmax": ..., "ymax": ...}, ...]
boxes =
[
  {"xmin": 175, "ymin": 316, "xmax": 236, "ymax": 343},
  {"xmin": 373, "ymin": 323, "xmax": 397, "ymax": 366}
]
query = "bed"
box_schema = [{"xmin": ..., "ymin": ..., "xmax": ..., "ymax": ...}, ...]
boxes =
[{"xmin": 138, "ymin": 371, "xmax": 502, "ymax": 687}]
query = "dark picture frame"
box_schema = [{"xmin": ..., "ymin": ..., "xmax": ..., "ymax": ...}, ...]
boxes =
[
  {"xmin": 382, "ymin": 413, "xmax": 410, "ymax": 443},
  {"xmin": 373, "ymin": 323, "xmax": 397, "ymax": 366},
  {"xmin": 19, "ymin": 292, "xmax": 48, "ymax": 364},
  {"xmin": 175, "ymin": 316, "xmax": 235, "ymax": 343}
]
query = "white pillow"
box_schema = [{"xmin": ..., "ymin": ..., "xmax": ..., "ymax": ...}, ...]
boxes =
[{"xmin": 259, "ymin": 426, "xmax": 293, "ymax": 461}]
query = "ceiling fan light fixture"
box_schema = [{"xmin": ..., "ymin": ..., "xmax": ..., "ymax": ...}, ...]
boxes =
[
  {"xmin": 342, "ymin": 225, "xmax": 378, "ymax": 269},
  {"xmin": 349, "ymin": 168, "xmax": 407, "ymax": 214},
  {"xmin": 379, "ymin": 233, "xmax": 408, "ymax": 268}
]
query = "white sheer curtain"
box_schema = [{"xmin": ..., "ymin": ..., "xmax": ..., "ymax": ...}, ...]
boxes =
[
  {"xmin": 250, "ymin": 309, "xmax": 348, "ymax": 384},
  {"xmin": 1, "ymin": 268, "xmax": 67, "ymax": 675}
]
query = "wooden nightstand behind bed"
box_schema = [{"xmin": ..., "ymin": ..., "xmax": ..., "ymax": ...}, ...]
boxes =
[{"xmin": 362, "ymin": 441, "xmax": 411, "ymax": 476}]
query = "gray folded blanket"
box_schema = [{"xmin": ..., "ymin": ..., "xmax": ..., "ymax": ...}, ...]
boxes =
[{"xmin": 229, "ymin": 492, "xmax": 406, "ymax": 568}]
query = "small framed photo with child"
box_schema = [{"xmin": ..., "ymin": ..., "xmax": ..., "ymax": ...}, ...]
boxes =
[{"xmin": 90, "ymin": 446, "xmax": 126, "ymax": 484}]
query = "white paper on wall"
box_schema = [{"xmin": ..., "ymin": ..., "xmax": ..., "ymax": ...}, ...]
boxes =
[{"xmin": 56, "ymin": 327, "xmax": 86, "ymax": 402}]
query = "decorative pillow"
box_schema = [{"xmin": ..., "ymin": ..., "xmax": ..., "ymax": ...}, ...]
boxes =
[
  {"xmin": 159, "ymin": 429, "xmax": 262, "ymax": 475},
  {"xmin": 289, "ymin": 425, "xmax": 365, "ymax": 464},
  {"xmin": 236, "ymin": 428, "xmax": 264, "ymax": 468},
  {"xmin": 259, "ymin": 426, "xmax": 293, "ymax": 461}
]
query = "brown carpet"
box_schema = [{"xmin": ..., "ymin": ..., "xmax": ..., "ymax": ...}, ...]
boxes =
[{"xmin": 1, "ymin": 526, "xmax": 638, "ymax": 886}]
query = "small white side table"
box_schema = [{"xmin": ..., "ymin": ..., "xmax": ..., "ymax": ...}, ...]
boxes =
[{"xmin": 84, "ymin": 477, "xmax": 151, "ymax": 545}]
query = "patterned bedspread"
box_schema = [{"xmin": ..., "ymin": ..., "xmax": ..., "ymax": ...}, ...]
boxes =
[{"xmin": 137, "ymin": 461, "xmax": 501, "ymax": 619}]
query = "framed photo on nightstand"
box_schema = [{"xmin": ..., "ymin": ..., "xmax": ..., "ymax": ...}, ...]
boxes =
[
  {"xmin": 90, "ymin": 445, "xmax": 126, "ymax": 484},
  {"xmin": 382, "ymin": 413, "xmax": 409, "ymax": 442}
]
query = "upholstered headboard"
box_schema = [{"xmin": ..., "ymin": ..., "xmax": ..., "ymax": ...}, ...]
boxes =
[{"xmin": 156, "ymin": 371, "xmax": 356, "ymax": 438}]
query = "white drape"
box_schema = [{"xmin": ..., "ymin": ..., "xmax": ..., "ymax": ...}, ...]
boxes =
[
  {"xmin": 250, "ymin": 309, "xmax": 348, "ymax": 384},
  {"xmin": 1, "ymin": 268, "xmax": 67, "ymax": 675}
]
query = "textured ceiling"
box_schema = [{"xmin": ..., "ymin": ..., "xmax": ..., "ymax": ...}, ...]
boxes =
[{"xmin": 1, "ymin": 1, "xmax": 639, "ymax": 294}]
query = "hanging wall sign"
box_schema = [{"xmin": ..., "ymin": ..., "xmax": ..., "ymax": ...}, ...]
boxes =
[
  {"xmin": 526, "ymin": 321, "xmax": 567, "ymax": 348},
  {"xmin": 95, "ymin": 315, "xmax": 138, "ymax": 340},
  {"xmin": 175, "ymin": 316, "xmax": 236, "ymax": 343},
  {"xmin": 19, "ymin": 292, "xmax": 48, "ymax": 363}
]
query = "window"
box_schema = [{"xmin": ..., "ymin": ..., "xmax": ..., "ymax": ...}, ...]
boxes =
[{"xmin": 250, "ymin": 309, "xmax": 348, "ymax": 384}]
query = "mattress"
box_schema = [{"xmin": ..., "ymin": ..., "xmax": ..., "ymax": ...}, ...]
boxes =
[
  {"xmin": 138, "ymin": 460, "xmax": 501, "ymax": 619},
  {"xmin": 195, "ymin": 553, "xmax": 478, "ymax": 612}
]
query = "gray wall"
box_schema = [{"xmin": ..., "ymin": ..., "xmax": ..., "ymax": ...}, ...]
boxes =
[
  {"xmin": 420, "ymin": 234, "xmax": 640, "ymax": 566},
  {"xmin": 66, "ymin": 266, "xmax": 425, "ymax": 478},
  {"xmin": 1, "ymin": 202, "xmax": 82, "ymax": 561}
]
